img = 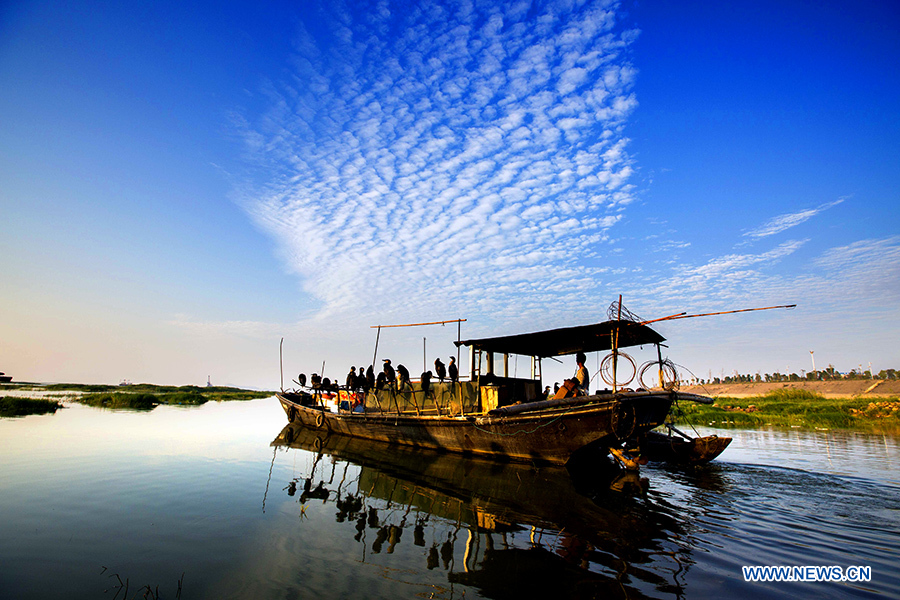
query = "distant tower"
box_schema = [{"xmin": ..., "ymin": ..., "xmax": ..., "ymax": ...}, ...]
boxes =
[{"xmin": 207, "ymin": 375, "xmax": 211, "ymax": 387}]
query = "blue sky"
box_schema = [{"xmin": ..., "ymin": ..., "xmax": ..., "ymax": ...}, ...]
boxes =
[{"xmin": 2, "ymin": 0, "xmax": 898, "ymax": 388}]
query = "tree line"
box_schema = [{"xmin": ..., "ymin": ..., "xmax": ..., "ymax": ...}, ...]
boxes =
[{"xmin": 693, "ymin": 366, "xmax": 898, "ymax": 385}]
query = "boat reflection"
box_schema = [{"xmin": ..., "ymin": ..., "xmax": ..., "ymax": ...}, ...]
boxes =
[{"xmin": 271, "ymin": 422, "xmax": 699, "ymax": 599}]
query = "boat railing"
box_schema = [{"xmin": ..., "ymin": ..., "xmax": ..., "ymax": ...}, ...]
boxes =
[{"xmin": 294, "ymin": 380, "xmax": 483, "ymax": 417}]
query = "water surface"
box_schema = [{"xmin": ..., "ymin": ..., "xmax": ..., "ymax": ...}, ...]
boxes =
[{"xmin": 1, "ymin": 398, "xmax": 898, "ymax": 599}]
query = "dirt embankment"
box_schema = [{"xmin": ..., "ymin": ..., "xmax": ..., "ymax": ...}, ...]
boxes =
[{"xmin": 679, "ymin": 380, "xmax": 900, "ymax": 399}]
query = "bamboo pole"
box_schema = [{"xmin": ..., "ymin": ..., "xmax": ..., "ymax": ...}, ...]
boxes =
[
  {"xmin": 613, "ymin": 294, "xmax": 622, "ymax": 393},
  {"xmin": 641, "ymin": 304, "xmax": 796, "ymax": 325},
  {"xmin": 370, "ymin": 319, "xmax": 467, "ymax": 328}
]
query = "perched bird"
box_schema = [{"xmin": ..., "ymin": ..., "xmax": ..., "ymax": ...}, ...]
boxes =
[
  {"xmin": 298, "ymin": 373, "xmax": 307, "ymax": 387},
  {"xmin": 366, "ymin": 365, "xmax": 375, "ymax": 390},
  {"xmin": 382, "ymin": 359, "xmax": 396, "ymax": 386},
  {"xmin": 396, "ymin": 364, "xmax": 410, "ymax": 389},
  {"xmin": 448, "ymin": 356, "xmax": 458, "ymax": 383},
  {"xmin": 434, "ymin": 358, "xmax": 446, "ymax": 383},
  {"xmin": 420, "ymin": 370, "xmax": 433, "ymax": 395},
  {"xmin": 346, "ymin": 366, "xmax": 357, "ymax": 389}
]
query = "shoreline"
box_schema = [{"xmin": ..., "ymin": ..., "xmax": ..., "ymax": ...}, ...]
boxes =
[{"xmin": 679, "ymin": 379, "xmax": 900, "ymax": 399}]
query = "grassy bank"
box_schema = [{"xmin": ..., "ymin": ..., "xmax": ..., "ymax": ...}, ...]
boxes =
[
  {"xmin": 43, "ymin": 382, "xmax": 272, "ymax": 399},
  {"xmin": 75, "ymin": 385, "xmax": 273, "ymax": 410},
  {"xmin": 671, "ymin": 388, "xmax": 900, "ymax": 434},
  {"xmin": 1, "ymin": 384, "xmax": 274, "ymax": 415},
  {"xmin": 0, "ymin": 397, "xmax": 63, "ymax": 417}
]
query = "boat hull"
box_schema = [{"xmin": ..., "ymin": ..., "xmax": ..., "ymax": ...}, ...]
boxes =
[
  {"xmin": 277, "ymin": 391, "xmax": 675, "ymax": 465},
  {"xmin": 642, "ymin": 431, "xmax": 732, "ymax": 463}
]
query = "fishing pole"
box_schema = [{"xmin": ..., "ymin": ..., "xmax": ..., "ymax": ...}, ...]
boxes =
[{"xmin": 642, "ymin": 304, "xmax": 797, "ymax": 325}]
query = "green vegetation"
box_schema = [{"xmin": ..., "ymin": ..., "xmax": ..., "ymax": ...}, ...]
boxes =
[
  {"xmin": 44, "ymin": 383, "xmax": 116, "ymax": 392},
  {"xmin": 672, "ymin": 388, "xmax": 900, "ymax": 433},
  {"xmin": 44, "ymin": 382, "xmax": 271, "ymax": 397},
  {"xmin": 695, "ymin": 365, "xmax": 898, "ymax": 385},
  {"xmin": 0, "ymin": 397, "xmax": 63, "ymax": 417},
  {"xmin": 76, "ymin": 392, "xmax": 160, "ymax": 410},
  {"xmin": 71, "ymin": 384, "xmax": 272, "ymax": 410},
  {"xmin": 1, "ymin": 383, "xmax": 273, "ymax": 414}
]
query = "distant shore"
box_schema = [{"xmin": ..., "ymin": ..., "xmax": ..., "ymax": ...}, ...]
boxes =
[
  {"xmin": 0, "ymin": 382, "xmax": 273, "ymax": 417},
  {"xmin": 680, "ymin": 379, "xmax": 900, "ymax": 399},
  {"xmin": 672, "ymin": 382, "xmax": 899, "ymax": 434}
]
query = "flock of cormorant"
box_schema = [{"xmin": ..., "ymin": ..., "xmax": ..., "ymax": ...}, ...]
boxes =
[{"xmin": 296, "ymin": 356, "xmax": 460, "ymax": 396}]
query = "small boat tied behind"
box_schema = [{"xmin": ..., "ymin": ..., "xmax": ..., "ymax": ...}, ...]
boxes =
[{"xmin": 277, "ymin": 299, "xmax": 724, "ymax": 468}]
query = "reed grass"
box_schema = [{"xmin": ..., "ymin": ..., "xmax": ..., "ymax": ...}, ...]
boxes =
[
  {"xmin": 672, "ymin": 388, "xmax": 900, "ymax": 433},
  {"xmin": 77, "ymin": 392, "xmax": 159, "ymax": 410},
  {"xmin": 71, "ymin": 385, "xmax": 271, "ymax": 410},
  {"xmin": 0, "ymin": 397, "xmax": 63, "ymax": 417}
]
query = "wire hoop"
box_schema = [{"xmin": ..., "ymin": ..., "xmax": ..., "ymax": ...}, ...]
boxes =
[
  {"xmin": 600, "ymin": 352, "xmax": 636, "ymax": 387},
  {"xmin": 638, "ymin": 359, "xmax": 680, "ymax": 391}
]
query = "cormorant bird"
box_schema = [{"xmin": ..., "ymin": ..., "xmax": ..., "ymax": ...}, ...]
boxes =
[
  {"xmin": 382, "ymin": 359, "xmax": 396, "ymax": 386},
  {"xmin": 396, "ymin": 364, "xmax": 410, "ymax": 389},
  {"xmin": 420, "ymin": 370, "xmax": 432, "ymax": 396},
  {"xmin": 434, "ymin": 358, "xmax": 446, "ymax": 382},
  {"xmin": 448, "ymin": 356, "xmax": 458, "ymax": 383}
]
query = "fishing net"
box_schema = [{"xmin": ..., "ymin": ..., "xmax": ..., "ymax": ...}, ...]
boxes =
[{"xmin": 607, "ymin": 300, "xmax": 644, "ymax": 323}]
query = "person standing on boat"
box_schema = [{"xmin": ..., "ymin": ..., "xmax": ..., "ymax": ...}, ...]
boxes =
[{"xmin": 574, "ymin": 352, "xmax": 590, "ymax": 394}]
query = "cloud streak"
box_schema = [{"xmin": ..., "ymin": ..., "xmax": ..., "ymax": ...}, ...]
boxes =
[
  {"xmin": 239, "ymin": 0, "xmax": 639, "ymax": 329},
  {"xmin": 742, "ymin": 197, "xmax": 846, "ymax": 241}
]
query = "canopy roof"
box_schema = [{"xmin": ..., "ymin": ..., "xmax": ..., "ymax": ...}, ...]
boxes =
[{"xmin": 455, "ymin": 320, "xmax": 665, "ymax": 358}]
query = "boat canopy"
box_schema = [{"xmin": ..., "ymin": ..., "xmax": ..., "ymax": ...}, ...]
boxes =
[{"xmin": 455, "ymin": 320, "xmax": 665, "ymax": 358}]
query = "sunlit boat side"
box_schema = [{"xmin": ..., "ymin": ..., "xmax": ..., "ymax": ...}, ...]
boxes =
[{"xmin": 277, "ymin": 317, "xmax": 714, "ymax": 466}]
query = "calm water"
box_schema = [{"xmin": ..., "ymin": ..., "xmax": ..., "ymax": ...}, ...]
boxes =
[{"xmin": 1, "ymin": 397, "xmax": 898, "ymax": 599}]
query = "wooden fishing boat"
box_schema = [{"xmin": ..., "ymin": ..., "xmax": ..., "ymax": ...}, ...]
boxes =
[
  {"xmin": 277, "ymin": 314, "xmax": 714, "ymax": 466},
  {"xmin": 642, "ymin": 427, "xmax": 732, "ymax": 464}
]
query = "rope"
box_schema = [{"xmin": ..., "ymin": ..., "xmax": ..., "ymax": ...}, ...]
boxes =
[
  {"xmin": 600, "ymin": 352, "xmax": 636, "ymax": 386},
  {"xmin": 468, "ymin": 409, "xmax": 576, "ymax": 436},
  {"xmin": 638, "ymin": 359, "xmax": 679, "ymax": 391}
]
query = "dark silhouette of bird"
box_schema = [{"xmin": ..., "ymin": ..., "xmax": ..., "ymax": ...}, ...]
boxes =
[
  {"xmin": 365, "ymin": 365, "xmax": 375, "ymax": 390},
  {"xmin": 448, "ymin": 356, "xmax": 458, "ymax": 383},
  {"xmin": 420, "ymin": 370, "xmax": 432, "ymax": 397},
  {"xmin": 434, "ymin": 358, "xmax": 446, "ymax": 382},
  {"xmin": 396, "ymin": 364, "xmax": 410, "ymax": 389},
  {"xmin": 382, "ymin": 359, "xmax": 396, "ymax": 386}
]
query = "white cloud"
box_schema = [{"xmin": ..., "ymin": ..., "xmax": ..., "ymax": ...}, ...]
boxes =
[
  {"xmin": 238, "ymin": 0, "xmax": 639, "ymax": 330},
  {"xmin": 743, "ymin": 197, "xmax": 846, "ymax": 241}
]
